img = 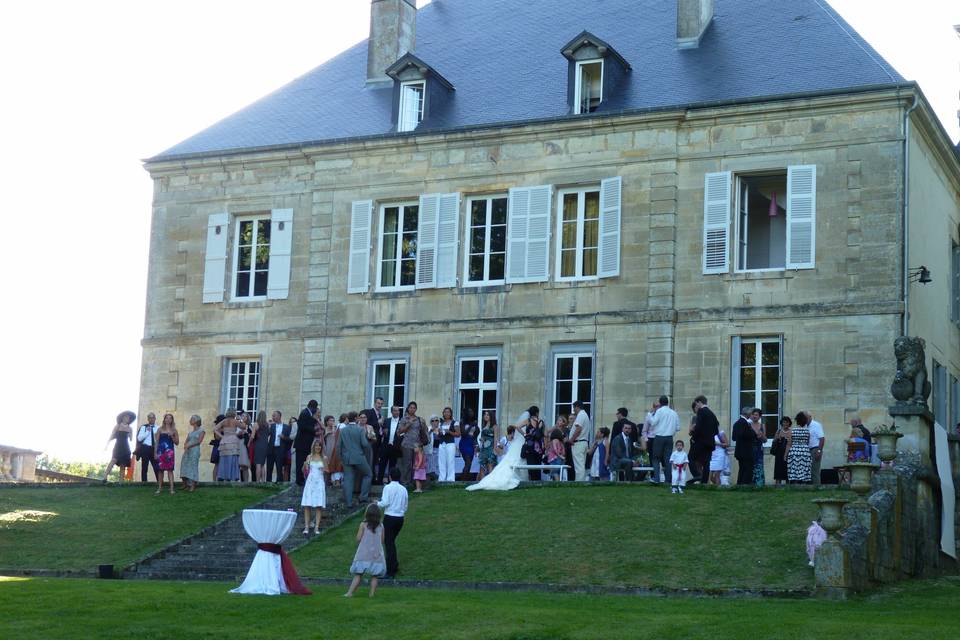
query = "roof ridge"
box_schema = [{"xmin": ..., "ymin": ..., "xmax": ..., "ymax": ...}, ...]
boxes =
[{"xmin": 812, "ymin": 0, "xmax": 900, "ymax": 83}]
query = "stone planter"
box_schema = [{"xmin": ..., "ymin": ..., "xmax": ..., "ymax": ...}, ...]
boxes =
[
  {"xmin": 871, "ymin": 425, "xmax": 903, "ymax": 467},
  {"xmin": 842, "ymin": 462, "xmax": 880, "ymax": 500},
  {"xmin": 813, "ymin": 498, "xmax": 850, "ymax": 535}
]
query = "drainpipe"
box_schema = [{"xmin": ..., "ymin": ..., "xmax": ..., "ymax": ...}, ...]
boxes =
[{"xmin": 902, "ymin": 92, "xmax": 919, "ymax": 337}]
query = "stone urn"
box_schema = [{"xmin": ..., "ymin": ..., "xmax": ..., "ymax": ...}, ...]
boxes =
[
  {"xmin": 871, "ymin": 424, "xmax": 903, "ymax": 467},
  {"xmin": 813, "ymin": 498, "xmax": 850, "ymax": 535},
  {"xmin": 842, "ymin": 462, "xmax": 880, "ymax": 500}
]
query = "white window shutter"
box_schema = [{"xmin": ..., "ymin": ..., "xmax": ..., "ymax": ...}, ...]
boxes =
[
  {"xmin": 266, "ymin": 208, "xmax": 293, "ymax": 300},
  {"xmin": 786, "ymin": 165, "xmax": 817, "ymax": 270},
  {"xmin": 416, "ymin": 193, "xmax": 440, "ymax": 289},
  {"xmin": 347, "ymin": 200, "xmax": 373, "ymax": 294},
  {"xmin": 202, "ymin": 213, "xmax": 230, "ymax": 303},
  {"xmin": 598, "ymin": 176, "xmax": 622, "ymax": 279},
  {"xmin": 702, "ymin": 171, "xmax": 731, "ymax": 274},
  {"xmin": 506, "ymin": 187, "xmax": 530, "ymax": 283},
  {"xmin": 435, "ymin": 192, "xmax": 461, "ymax": 288}
]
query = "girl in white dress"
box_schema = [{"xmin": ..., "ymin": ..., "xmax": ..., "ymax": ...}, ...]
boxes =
[
  {"xmin": 669, "ymin": 440, "xmax": 689, "ymax": 494},
  {"xmin": 301, "ymin": 440, "xmax": 326, "ymax": 534}
]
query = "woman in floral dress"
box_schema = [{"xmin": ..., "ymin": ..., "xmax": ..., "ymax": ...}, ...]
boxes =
[{"xmin": 155, "ymin": 413, "xmax": 180, "ymax": 495}]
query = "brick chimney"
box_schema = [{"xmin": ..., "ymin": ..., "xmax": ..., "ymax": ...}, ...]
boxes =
[
  {"xmin": 367, "ymin": 0, "xmax": 417, "ymax": 85},
  {"xmin": 676, "ymin": 0, "xmax": 714, "ymax": 49}
]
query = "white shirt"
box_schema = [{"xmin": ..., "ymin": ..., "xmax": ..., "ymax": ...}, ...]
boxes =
[
  {"xmin": 808, "ymin": 420, "xmax": 825, "ymax": 448},
  {"xmin": 572, "ymin": 410, "xmax": 592, "ymax": 443},
  {"xmin": 670, "ymin": 450, "xmax": 689, "ymax": 467},
  {"xmin": 387, "ymin": 417, "xmax": 401, "ymax": 444},
  {"xmin": 137, "ymin": 425, "xmax": 157, "ymax": 446},
  {"xmin": 377, "ymin": 481, "xmax": 409, "ymax": 518},
  {"xmin": 647, "ymin": 405, "xmax": 681, "ymax": 437},
  {"xmin": 272, "ymin": 423, "xmax": 294, "ymax": 447}
]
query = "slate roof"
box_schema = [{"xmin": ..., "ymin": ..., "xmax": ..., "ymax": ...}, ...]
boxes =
[{"xmin": 151, "ymin": 0, "xmax": 904, "ymax": 162}]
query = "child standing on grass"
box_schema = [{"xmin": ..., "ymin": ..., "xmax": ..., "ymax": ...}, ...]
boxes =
[
  {"xmin": 345, "ymin": 504, "xmax": 386, "ymax": 598},
  {"xmin": 670, "ymin": 440, "xmax": 689, "ymax": 494},
  {"xmin": 413, "ymin": 443, "xmax": 427, "ymax": 493}
]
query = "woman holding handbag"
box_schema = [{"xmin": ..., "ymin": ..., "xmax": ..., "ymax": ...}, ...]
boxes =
[{"xmin": 771, "ymin": 416, "xmax": 791, "ymax": 486}]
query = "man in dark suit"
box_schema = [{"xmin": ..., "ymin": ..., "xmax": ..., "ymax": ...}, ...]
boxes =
[
  {"xmin": 295, "ymin": 399, "xmax": 319, "ymax": 486},
  {"xmin": 691, "ymin": 395, "xmax": 719, "ymax": 485},
  {"xmin": 266, "ymin": 410, "xmax": 293, "ymax": 483},
  {"xmin": 608, "ymin": 421, "xmax": 636, "ymax": 481},
  {"xmin": 731, "ymin": 407, "xmax": 755, "ymax": 486},
  {"xmin": 376, "ymin": 405, "xmax": 402, "ymax": 484},
  {"xmin": 363, "ymin": 397, "xmax": 387, "ymax": 484},
  {"xmin": 337, "ymin": 411, "xmax": 372, "ymax": 507}
]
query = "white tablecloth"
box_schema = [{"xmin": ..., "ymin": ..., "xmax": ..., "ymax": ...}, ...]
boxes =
[{"xmin": 230, "ymin": 509, "xmax": 297, "ymax": 595}]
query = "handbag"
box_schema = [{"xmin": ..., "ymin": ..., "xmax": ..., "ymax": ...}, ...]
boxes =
[{"xmin": 770, "ymin": 437, "xmax": 786, "ymax": 457}]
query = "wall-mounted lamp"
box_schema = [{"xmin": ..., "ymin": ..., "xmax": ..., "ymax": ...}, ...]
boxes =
[{"xmin": 908, "ymin": 265, "xmax": 932, "ymax": 285}]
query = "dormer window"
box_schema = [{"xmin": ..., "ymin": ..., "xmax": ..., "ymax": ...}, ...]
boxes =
[
  {"xmin": 386, "ymin": 52, "xmax": 454, "ymax": 134},
  {"xmin": 399, "ymin": 81, "xmax": 425, "ymax": 132},
  {"xmin": 575, "ymin": 60, "xmax": 603, "ymax": 114},
  {"xmin": 561, "ymin": 31, "xmax": 630, "ymax": 116}
]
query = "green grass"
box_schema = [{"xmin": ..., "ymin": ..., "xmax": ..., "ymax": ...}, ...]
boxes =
[
  {"xmin": 0, "ymin": 575, "xmax": 956, "ymax": 639},
  {"xmin": 293, "ymin": 484, "xmax": 844, "ymax": 590},
  {"xmin": 0, "ymin": 485, "xmax": 279, "ymax": 570}
]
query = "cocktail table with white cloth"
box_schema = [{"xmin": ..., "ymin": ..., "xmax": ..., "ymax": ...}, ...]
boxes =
[{"xmin": 230, "ymin": 509, "xmax": 312, "ymax": 595}]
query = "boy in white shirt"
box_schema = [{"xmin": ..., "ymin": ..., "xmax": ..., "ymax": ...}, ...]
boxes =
[{"xmin": 669, "ymin": 440, "xmax": 689, "ymax": 494}]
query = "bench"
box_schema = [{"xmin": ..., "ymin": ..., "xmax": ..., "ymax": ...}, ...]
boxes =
[
  {"xmin": 515, "ymin": 464, "xmax": 570, "ymax": 481},
  {"xmin": 616, "ymin": 466, "xmax": 654, "ymax": 482}
]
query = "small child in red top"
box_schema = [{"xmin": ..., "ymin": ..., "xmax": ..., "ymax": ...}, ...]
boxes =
[{"xmin": 413, "ymin": 443, "xmax": 427, "ymax": 493}]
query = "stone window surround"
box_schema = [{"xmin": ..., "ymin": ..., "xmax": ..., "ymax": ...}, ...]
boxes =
[
  {"xmin": 221, "ymin": 356, "xmax": 261, "ymax": 415},
  {"xmin": 366, "ymin": 350, "xmax": 410, "ymax": 409},
  {"xmin": 730, "ymin": 335, "xmax": 782, "ymax": 442},
  {"xmin": 546, "ymin": 342, "xmax": 596, "ymax": 426},
  {"xmin": 462, "ymin": 194, "xmax": 508, "ymax": 287},
  {"xmin": 454, "ymin": 346, "xmax": 502, "ymax": 425},
  {"xmin": 554, "ymin": 184, "xmax": 602, "ymax": 282},
  {"xmin": 230, "ymin": 213, "xmax": 272, "ymax": 301},
  {"xmin": 376, "ymin": 200, "xmax": 419, "ymax": 292}
]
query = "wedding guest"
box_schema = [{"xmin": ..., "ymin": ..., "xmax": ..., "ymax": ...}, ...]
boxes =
[
  {"xmin": 590, "ymin": 426, "xmax": 611, "ymax": 481},
  {"xmin": 608, "ymin": 422, "xmax": 635, "ymax": 481},
  {"xmin": 214, "ymin": 409, "xmax": 243, "ymax": 481},
  {"xmin": 709, "ymin": 424, "xmax": 729, "ymax": 486},
  {"xmin": 321, "ymin": 415, "xmax": 343, "ymax": 488},
  {"xmin": 749, "ymin": 408, "xmax": 767, "ymax": 486},
  {"xmin": 135, "ymin": 412, "xmax": 158, "ymax": 483},
  {"xmin": 363, "ymin": 397, "xmax": 387, "ymax": 485},
  {"xmin": 522, "ymin": 414, "xmax": 545, "ymax": 480},
  {"xmin": 155, "ymin": 413, "xmax": 179, "ymax": 495},
  {"xmin": 345, "ymin": 503, "xmax": 386, "ymax": 598},
  {"xmin": 731, "ymin": 407, "xmax": 754, "ymax": 486},
  {"xmin": 787, "ymin": 412, "xmax": 813, "ymax": 484},
  {"xmin": 376, "ymin": 406, "xmax": 402, "ymax": 484},
  {"xmin": 436, "ymin": 408, "xmax": 460, "ymax": 483},
  {"xmin": 377, "ymin": 467, "xmax": 409, "ymax": 580},
  {"xmin": 805, "ymin": 411, "xmax": 825, "ymax": 487},
  {"xmin": 102, "ymin": 410, "xmax": 135, "ymax": 483},
  {"xmin": 267, "ymin": 411, "xmax": 294, "ymax": 483},
  {"xmin": 413, "ymin": 443, "xmax": 427, "ymax": 493},
  {"xmin": 771, "ymin": 416, "xmax": 791, "ymax": 485},
  {"xmin": 425, "ymin": 417, "xmax": 439, "ymax": 480},
  {"xmin": 690, "ymin": 396, "xmax": 719, "ymax": 484},
  {"xmin": 544, "ymin": 428, "xmax": 567, "ymax": 480},
  {"xmin": 253, "ymin": 410, "xmax": 271, "ymax": 482},
  {"xmin": 237, "ymin": 411, "xmax": 252, "ymax": 482},
  {"xmin": 476, "ymin": 410, "xmax": 499, "ymax": 481},
  {"xmin": 459, "ymin": 408, "xmax": 478, "ymax": 480},
  {"xmin": 645, "ymin": 397, "xmax": 681, "ymax": 485},
  {"xmin": 209, "ymin": 414, "xmax": 224, "ymax": 481},
  {"xmin": 496, "ymin": 425, "xmax": 517, "ymax": 463},
  {"xmin": 295, "ymin": 400, "xmax": 320, "ymax": 486},
  {"xmin": 670, "ymin": 440, "xmax": 689, "ymax": 494},
  {"xmin": 180, "ymin": 415, "xmax": 205, "ymax": 492},
  {"xmin": 337, "ymin": 412, "xmax": 372, "ymax": 507},
  {"xmin": 301, "ymin": 440, "xmax": 326, "ymax": 535},
  {"xmin": 568, "ymin": 400, "xmax": 592, "ymax": 482},
  {"xmin": 397, "ymin": 402, "xmax": 427, "ymax": 487},
  {"xmin": 358, "ymin": 412, "xmax": 379, "ymax": 489}
]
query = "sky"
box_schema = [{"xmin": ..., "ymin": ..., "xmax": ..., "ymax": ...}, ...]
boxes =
[{"xmin": 0, "ymin": 0, "xmax": 957, "ymax": 463}]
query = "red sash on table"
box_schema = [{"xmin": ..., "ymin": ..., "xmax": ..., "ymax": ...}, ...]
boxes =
[{"xmin": 256, "ymin": 543, "xmax": 312, "ymax": 595}]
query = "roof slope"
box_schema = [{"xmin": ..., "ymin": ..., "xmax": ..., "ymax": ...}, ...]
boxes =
[{"xmin": 151, "ymin": 0, "xmax": 903, "ymax": 161}]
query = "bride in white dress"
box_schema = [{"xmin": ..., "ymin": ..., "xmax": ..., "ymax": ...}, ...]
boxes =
[{"xmin": 466, "ymin": 426, "xmax": 526, "ymax": 491}]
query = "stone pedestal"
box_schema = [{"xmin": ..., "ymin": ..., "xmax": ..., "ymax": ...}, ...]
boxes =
[
  {"xmin": 814, "ymin": 538, "xmax": 853, "ymax": 599},
  {"xmin": 888, "ymin": 404, "xmax": 933, "ymax": 461}
]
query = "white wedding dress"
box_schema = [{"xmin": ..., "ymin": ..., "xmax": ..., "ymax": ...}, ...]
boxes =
[{"xmin": 466, "ymin": 434, "xmax": 527, "ymax": 491}]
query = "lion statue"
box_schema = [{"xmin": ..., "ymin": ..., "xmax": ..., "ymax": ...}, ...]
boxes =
[{"xmin": 892, "ymin": 336, "xmax": 930, "ymax": 406}]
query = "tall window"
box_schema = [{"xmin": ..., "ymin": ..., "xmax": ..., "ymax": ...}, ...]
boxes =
[
  {"xmin": 933, "ymin": 360, "xmax": 947, "ymax": 428},
  {"xmin": 398, "ymin": 81, "xmax": 425, "ymax": 132},
  {"xmin": 225, "ymin": 358, "xmax": 260, "ymax": 413},
  {"xmin": 233, "ymin": 217, "xmax": 271, "ymax": 298},
  {"xmin": 735, "ymin": 173, "xmax": 787, "ymax": 271},
  {"xmin": 952, "ymin": 244, "xmax": 960, "ymax": 325},
  {"xmin": 551, "ymin": 347, "xmax": 594, "ymax": 423},
  {"xmin": 369, "ymin": 356, "xmax": 408, "ymax": 409},
  {"xmin": 734, "ymin": 337, "xmax": 781, "ymax": 439},
  {"xmin": 456, "ymin": 351, "xmax": 500, "ymax": 423},
  {"xmin": 556, "ymin": 187, "xmax": 600, "ymax": 280},
  {"xmin": 950, "ymin": 374, "xmax": 959, "ymax": 432},
  {"xmin": 378, "ymin": 203, "xmax": 419, "ymax": 291},
  {"xmin": 464, "ymin": 196, "xmax": 507, "ymax": 286},
  {"xmin": 574, "ymin": 60, "xmax": 602, "ymax": 114}
]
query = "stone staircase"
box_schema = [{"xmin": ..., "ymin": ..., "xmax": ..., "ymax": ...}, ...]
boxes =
[{"xmin": 126, "ymin": 483, "xmax": 376, "ymax": 582}]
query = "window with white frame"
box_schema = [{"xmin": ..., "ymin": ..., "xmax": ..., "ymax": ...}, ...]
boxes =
[
  {"xmin": 233, "ymin": 216, "xmax": 271, "ymax": 299},
  {"xmin": 556, "ymin": 186, "xmax": 600, "ymax": 280},
  {"xmin": 224, "ymin": 358, "xmax": 260, "ymax": 413},
  {"xmin": 550, "ymin": 346, "xmax": 594, "ymax": 424},
  {"xmin": 456, "ymin": 350, "xmax": 500, "ymax": 423},
  {"xmin": 398, "ymin": 81, "xmax": 425, "ymax": 132},
  {"xmin": 732, "ymin": 337, "xmax": 781, "ymax": 439},
  {"xmin": 574, "ymin": 60, "xmax": 602, "ymax": 114},
  {"xmin": 735, "ymin": 173, "xmax": 787, "ymax": 271},
  {"xmin": 464, "ymin": 196, "xmax": 507, "ymax": 285},
  {"xmin": 369, "ymin": 355, "xmax": 408, "ymax": 410},
  {"xmin": 378, "ymin": 202, "xmax": 419, "ymax": 291}
]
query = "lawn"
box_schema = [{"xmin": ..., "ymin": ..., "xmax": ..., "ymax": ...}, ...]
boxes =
[
  {"xmin": 0, "ymin": 485, "xmax": 279, "ymax": 571},
  {"xmin": 292, "ymin": 484, "xmax": 844, "ymax": 591},
  {"xmin": 0, "ymin": 575, "xmax": 955, "ymax": 639}
]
